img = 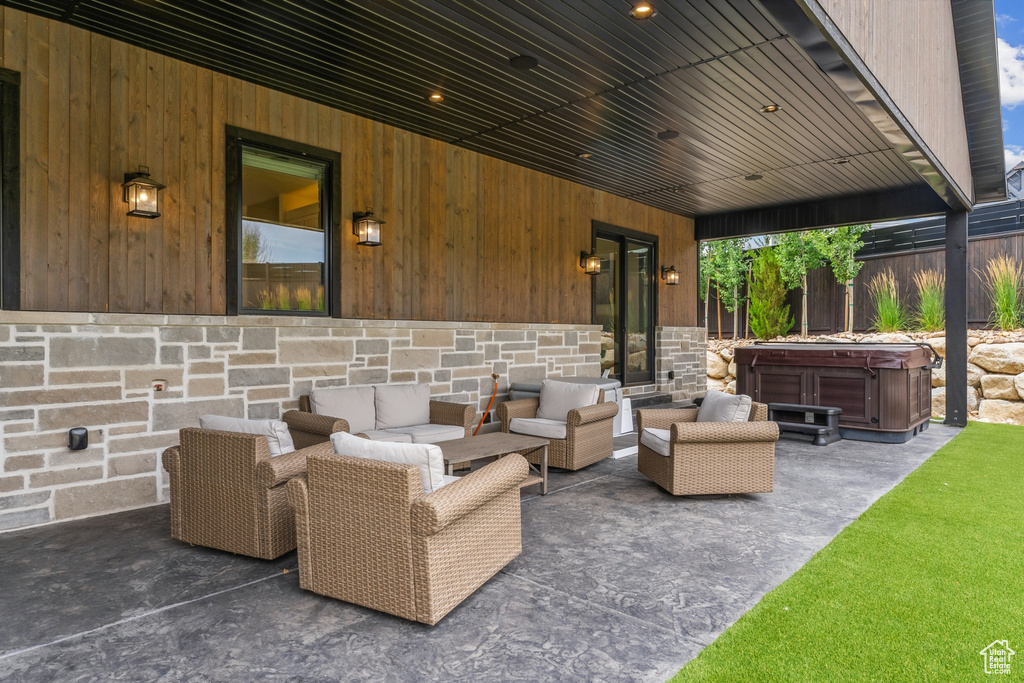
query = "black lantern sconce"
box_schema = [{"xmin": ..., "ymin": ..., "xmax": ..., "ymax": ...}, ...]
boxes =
[
  {"xmin": 353, "ymin": 211, "xmax": 384, "ymax": 247},
  {"xmin": 122, "ymin": 166, "xmax": 165, "ymax": 219},
  {"xmin": 580, "ymin": 249, "xmax": 601, "ymax": 275},
  {"xmin": 661, "ymin": 265, "xmax": 679, "ymax": 285}
]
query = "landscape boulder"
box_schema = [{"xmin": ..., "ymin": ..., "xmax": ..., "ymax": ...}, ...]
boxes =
[
  {"xmin": 978, "ymin": 399, "xmax": 1024, "ymax": 425},
  {"xmin": 706, "ymin": 351, "xmax": 729, "ymax": 379},
  {"xmin": 980, "ymin": 374, "xmax": 1018, "ymax": 400},
  {"xmin": 969, "ymin": 343, "xmax": 1024, "ymax": 375}
]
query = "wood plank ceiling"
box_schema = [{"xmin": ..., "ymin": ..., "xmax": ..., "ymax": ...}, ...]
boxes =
[{"xmin": 2, "ymin": 0, "xmax": 931, "ymax": 218}]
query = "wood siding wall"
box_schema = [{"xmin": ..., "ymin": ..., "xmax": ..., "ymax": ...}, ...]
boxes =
[
  {"xmin": 816, "ymin": 0, "xmax": 973, "ymax": 202},
  {"xmin": 0, "ymin": 8, "xmax": 696, "ymax": 327}
]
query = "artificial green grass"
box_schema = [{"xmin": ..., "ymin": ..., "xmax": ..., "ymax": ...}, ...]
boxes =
[{"xmin": 672, "ymin": 422, "xmax": 1024, "ymax": 682}]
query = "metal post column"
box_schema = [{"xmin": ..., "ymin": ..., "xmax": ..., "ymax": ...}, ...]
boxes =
[{"xmin": 944, "ymin": 210, "xmax": 968, "ymax": 427}]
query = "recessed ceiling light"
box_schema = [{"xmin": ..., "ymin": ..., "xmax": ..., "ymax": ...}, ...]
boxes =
[
  {"xmin": 830, "ymin": 157, "xmax": 851, "ymax": 165},
  {"xmin": 745, "ymin": 173, "xmax": 763, "ymax": 181},
  {"xmin": 629, "ymin": 3, "xmax": 656, "ymax": 20},
  {"xmin": 576, "ymin": 152, "xmax": 593, "ymax": 159},
  {"xmin": 656, "ymin": 130, "xmax": 679, "ymax": 141},
  {"xmin": 760, "ymin": 104, "xmax": 781, "ymax": 113},
  {"xmin": 427, "ymin": 92, "xmax": 444, "ymax": 103},
  {"xmin": 509, "ymin": 55, "xmax": 539, "ymax": 70}
]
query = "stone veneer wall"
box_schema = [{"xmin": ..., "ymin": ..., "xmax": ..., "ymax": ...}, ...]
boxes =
[
  {"xmin": 0, "ymin": 313, "xmax": 707, "ymax": 532},
  {"xmin": 651, "ymin": 327, "xmax": 708, "ymax": 400}
]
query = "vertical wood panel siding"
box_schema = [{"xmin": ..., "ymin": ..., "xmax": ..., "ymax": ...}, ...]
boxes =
[
  {"xmin": 817, "ymin": 0, "xmax": 973, "ymax": 201},
  {"xmin": 0, "ymin": 9, "xmax": 696, "ymax": 327}
]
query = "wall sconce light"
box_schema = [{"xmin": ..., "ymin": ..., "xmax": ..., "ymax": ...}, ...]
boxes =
[
  {"xmin": 661, "ymin": 265, "xmax": 679, "ymax": 285},
  {"xmin": 353, "ymin": 211, "xmax": 384, "ymax": 247},
  {"xmin": 122, "ymin": 166, "xmax": 165, "ymax": 219},
  {"xmin": 580, "ymin": 249, "xmax": 601, "ymax": 275}
]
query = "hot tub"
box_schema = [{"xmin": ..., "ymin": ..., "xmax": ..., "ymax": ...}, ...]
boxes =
[{"xmin": 734, "ymin": 343, "xmax": 940, "ymax": 443}]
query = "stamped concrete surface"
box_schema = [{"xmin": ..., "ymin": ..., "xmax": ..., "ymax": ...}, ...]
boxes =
[{"xmin": 0, "ymin": 422, "xmax": 959, "ymax": 682}]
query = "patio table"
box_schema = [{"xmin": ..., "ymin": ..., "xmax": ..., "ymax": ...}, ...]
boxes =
[{"xmin": 437, "ymin": 432, "xmax": 549, "ymax": 495}]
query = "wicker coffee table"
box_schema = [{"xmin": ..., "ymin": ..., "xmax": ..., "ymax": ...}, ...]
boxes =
[{"xmin": 437, "ymin": 432, "xmax": 549, "ymax": 495}]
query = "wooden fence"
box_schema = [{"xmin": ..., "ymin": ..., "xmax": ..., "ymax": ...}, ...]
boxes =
[{"xmin": 701, "ymin": 200, "xmax": 1024, "ymax": 338}]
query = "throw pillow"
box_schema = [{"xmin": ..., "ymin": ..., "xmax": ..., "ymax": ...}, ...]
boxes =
[
  {"xmin": 696, "ymin": 390, "xmax": 752, "ymax": 423},
  {"xmin": 375, "ymin": 383, "xmax": 431, "ymax": 430},
  {"xmin": 198, "ymin": 415, "xmax": 295, "ymax": 456},
  {"xmin": 536, "ymin": 379, "xmax": 600, "ymax": 422},
  {"xmin": 330, "ymin": 430, "xmax": 446, "ymax": 493}
]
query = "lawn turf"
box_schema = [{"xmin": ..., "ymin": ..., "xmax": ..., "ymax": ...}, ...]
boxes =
[{"xmin": 671, "ymin": 422, "xmax": 1024, "ymax": 682}]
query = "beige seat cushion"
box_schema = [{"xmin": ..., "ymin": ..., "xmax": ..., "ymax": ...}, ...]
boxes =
[
  {"xmin": 330, "ymin": 431, "xmax": 447, "ymax": 493},
  {"xmin": 697, "ymin": 390, "xmax": 752, "ymax": 423},
  {"xmin": 640, "ymin": 427, "xmax": 671, "ymax": 457},
  {"xmin": 536, "ymin": 379, "xmax": 600, "ymax": 422},
  {"xmin": 509, "ymin": 417, "xmax": 567, "ymax": 440},
  {"xmin": 386, "ymin": 424, "xmax": 466, "ymax": 444},
  {"xmin": 309, "ymin": 386, "xmax": 376, "ymax": 434},
  {"xmin": 375, "ymin": 384, "xmax": 431, "ymax": 430},
  {"xmin": 199, "ymin": 415, "xmax": 295, "ymax": 456},
  {"xmin": 359, "ymin": 430, "xmax": 414, "ymax": 443}
]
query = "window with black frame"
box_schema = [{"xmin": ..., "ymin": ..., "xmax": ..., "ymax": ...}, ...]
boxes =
[{"xmin": 226, "ymin": 128, "xmax": 339, "ymax": 316}]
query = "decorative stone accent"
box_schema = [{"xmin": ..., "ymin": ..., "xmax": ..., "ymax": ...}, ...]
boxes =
[
  {"xmin": 706, "ymin": 351, "xmax": 729, "ymax": 379},
  {"xmin": 931, "ymin": 364, "xmax": 945, "ymax": 388},
  {"xmin": 978, "ymin": 399, "xmax": 1024, "ymax": 425},
  {"xmin": 968, "ymin": 343, "xmax": 1024, "ymax": 375},
  {"xmin": 980, "ymin": 374, "xmax": 1018, "ymax": 400},
  {"xmin": 2, "ymin": 312, "xmax": 707, "ymax": 533}
]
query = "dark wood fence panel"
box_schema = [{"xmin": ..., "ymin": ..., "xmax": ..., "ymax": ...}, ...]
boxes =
[{"xmin": 0, "ymin": 8, "xmax": 697, "ymax": 326}]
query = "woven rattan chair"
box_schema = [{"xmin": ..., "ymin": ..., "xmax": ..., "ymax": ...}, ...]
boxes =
[
  {"xmin": 636, "ymin": 401, "xmax": 779, "ymax": 496},
  {"xmin": 297, "ymin": 394, "xmax": 475, "ymax": 439},
  {"xmin": 162, "ymin": 427, "xmax": 336, "ymax": 560},
  {"xmin": 282, "ymin": 410, "xmax": 348, "ymax": 449},
  {"xmin": 286, "ymin": 451, "xmax": 528, "ymax": 625},
  {"xmin": 498, "ymin": 394, "xmax": 618, "ymax": 471}
]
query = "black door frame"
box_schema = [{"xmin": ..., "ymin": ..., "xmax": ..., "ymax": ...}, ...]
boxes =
[
  {"xmin": 0, "ymin": 68, "xmax": 21, "ymax": 311},
  {"xmin": 591, "ymin": 220, "xmax": 658, "ymax": 386}
]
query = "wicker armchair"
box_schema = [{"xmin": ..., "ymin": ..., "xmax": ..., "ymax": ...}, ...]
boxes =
[
  {"xmin": 161, "ymin": 427, "xmax": 335, "ymax": 559},
  {"xmin": 636, "ymin": 402, "xmax": 779, "ymax": 496},
  {"xmin": 297, "ymin": 394, "xmax": 475, "ymax": 439},
  {"xmin": 286, "ymin": 451, "xmax": 528, "ymax": 625},
  {"xmin": 282, "ymin": 410, "xmax": 348, "ymax": 449},
  {"xmin": 498, "ymin": 395, "xmax": 618, "ymax": 471}
]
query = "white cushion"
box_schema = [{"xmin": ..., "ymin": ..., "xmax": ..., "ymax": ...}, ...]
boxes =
[
  {"xmin": 199, "ymin": 415, "xmax": 295, "ymax": 457},
  {"xmin": 509, "ymin": 417, "xmax": 567, "ymax": 440},
  {"xmin": 309, "ymin": 386, "xmax": 376, "ymax": 434},
  {"xmin": 697, "ymin": 390, "xmax": 752, "ymax": 423},
  {"xmin": 640, "ymin": 427, "xmax": 671, "ymax": 457},
  {"xmin": 536, "ymin": 379, "xmax": 600, "ymax": 422},
  {"xmin": 330, "ymin": 431, "xmax": 447, "ymax": 493},
  {"xmin": 441, "ymin": 474, "xmax": 461, "ymax": 486},
  {"xmin": 375, "ymin": 384, "xmax": 431, "ymax": 430},
  {"xmin": 386, "ymin": 424, "xmax": 466, "ymax": 444},
  {"xmin": 359, "ymin": 430, "xmax": 414, "ymax": 443}
]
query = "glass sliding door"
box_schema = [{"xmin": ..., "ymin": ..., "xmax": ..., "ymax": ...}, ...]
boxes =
[{"xmin": 592, "ymin": 224, "xmax": 656, "ymax": 385}]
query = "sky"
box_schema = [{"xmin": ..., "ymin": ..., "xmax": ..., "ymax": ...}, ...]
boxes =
[{"xmin": 995, "ymin": 1, "xmax": 1024, "ymax": 168}]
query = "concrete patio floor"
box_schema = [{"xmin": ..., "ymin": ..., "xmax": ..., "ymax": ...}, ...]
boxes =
[{"xmin": 0, "ymin": 422, "xmax": 959, "ymax": 682}]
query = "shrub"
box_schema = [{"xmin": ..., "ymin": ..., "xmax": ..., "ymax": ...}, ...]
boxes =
[
  {"xmin": 912, "ymin": 269, "xmax": 945, "ymax": 332},
  {"xmin": 294, "ymin": 286, "xmax": 312, "ymax": 311},
  {"xmin": 867, "ymin": 269, "xmax": 909, "ymax": 332},
  {"xmin": 747, "ymin": 249, "xmax": 794, "ymax": 340},
  {"xmin": 979, "ymin": 255, "xmax": 1024, "ymax": 331},
  {"xmin": 275, "ymin": 284, "xmax": 291, "ymax": 310}
]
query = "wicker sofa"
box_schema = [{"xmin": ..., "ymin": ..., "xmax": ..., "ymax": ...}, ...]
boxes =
[
  {"xmin": 498, "ymin": 382, "xmax": 618, "ymax": 471},
  {"xmin": 636, "ymin": 401, "xmax": 779, "ymax": 496},
  {"xmin": 287, "ymin": 450, "xmax": 529, "ymax": 625},
  {"xmin": 297, "ymin": 384, "xmax": 474, "ymax": 444},
  {"xmin": 161, "ymin": 423, "xmax": 340, "ymax": 559}
]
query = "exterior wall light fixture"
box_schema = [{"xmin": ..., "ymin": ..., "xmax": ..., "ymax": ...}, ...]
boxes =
[
  {"xmin": 580, "ymin": 249, "xmax": 601, "ymax": 275},
  {"xmin": 661, "ymin": 265, "xmax": 679, "ymax": 285},
  {"xmin": 353, "ymin": 211, "xmax": 384, "ymax": 247},
  {"xmin": 122, "ymin": 166, "xmax": 165, "ymax": 218}
]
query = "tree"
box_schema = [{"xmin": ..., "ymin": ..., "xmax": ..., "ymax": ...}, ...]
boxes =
[
  {"xmin": 748, "ymin": 248, "xmax": 794, "ymax": 339},
  {"xmin": 774, "ymin": 231, "xmax": 825, "ymax": 337},
  {"xmin": 242, "ymin": 222, "xmax": 273, "ymax": 263},
  {"xmin": 698, "ymin": 242, "xmax": 713, "ymax": 334},
  {"xmin": 709, "ymin": 238, "xmax": 748, "ymax": 339},
  {"xmin": 820, "ymin": 225, "xmax": 867, "ymax": 332}
]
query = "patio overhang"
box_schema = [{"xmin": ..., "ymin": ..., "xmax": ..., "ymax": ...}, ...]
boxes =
[{"xmin": 0, "ymin": 0, "xmax": 995, "ymax": 226}]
